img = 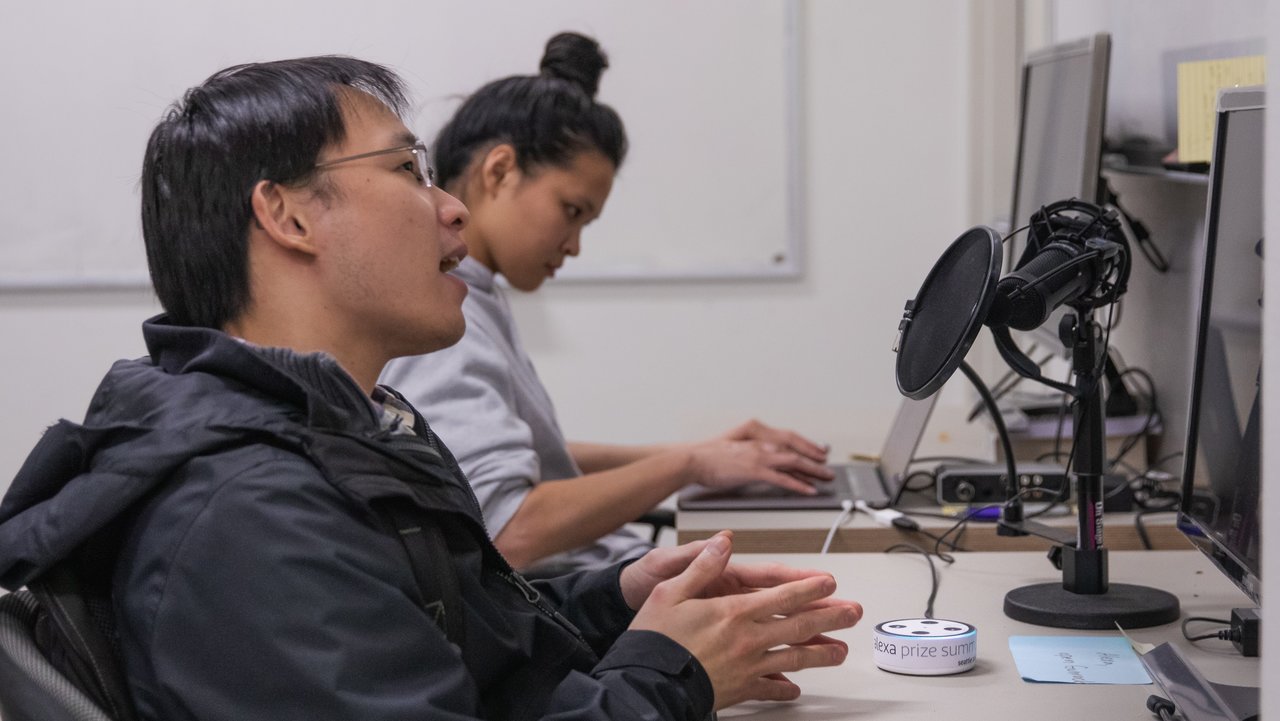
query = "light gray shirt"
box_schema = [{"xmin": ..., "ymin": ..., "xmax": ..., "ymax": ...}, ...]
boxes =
[{"xmin": 381, "ymin": 258, "xmax": 649, "ymax": 574}]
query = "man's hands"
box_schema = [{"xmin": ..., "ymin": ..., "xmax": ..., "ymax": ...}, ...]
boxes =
[
  {"xmin": 624, "ymin": 532, "xmax": 862, "ymax": 710},
  {"xmin": 687, "ymin": 419, "xmax": 834, "ymax": 495}
]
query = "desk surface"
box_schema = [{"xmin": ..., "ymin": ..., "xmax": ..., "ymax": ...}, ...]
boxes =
[
  {"xmin": 719, "ymin": 550, "xmax": 1256, "ymax": 720},
  {"xmin": 678, "ymin": 506, "xmax": 1190, "ymax": 553}
]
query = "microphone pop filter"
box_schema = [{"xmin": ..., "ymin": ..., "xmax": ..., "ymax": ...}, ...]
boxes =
[{"xmin": 895, "ymin": 226, "xmax": 1002, "ymax": 400}]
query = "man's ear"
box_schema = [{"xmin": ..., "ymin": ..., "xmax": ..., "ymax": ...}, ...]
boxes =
[
  {"xmin": 249, "ymin": 180, "xmax": 319, "ymax": 255},
  {"xmin": 479, "ymin": 143, "xmax": 520, "ymax": 198}
]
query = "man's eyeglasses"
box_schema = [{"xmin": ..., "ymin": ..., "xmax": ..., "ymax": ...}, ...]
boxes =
[{"xmin": 314, "ymin": 141, "xmax": 434, "ymax": 188}]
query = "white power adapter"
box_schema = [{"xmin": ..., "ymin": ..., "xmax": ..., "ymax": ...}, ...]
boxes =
[
  {"xmin": 854, "ymin": 499, "xmax": 904, "ymax": 527},
  {"xmin": 872, "ymin": 618, "xmax": 978, "ymax": 676}
]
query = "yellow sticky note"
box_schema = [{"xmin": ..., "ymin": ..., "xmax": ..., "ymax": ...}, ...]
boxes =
[{"xmin": 1177, "ymin": 55, "xmax": 1266, "ymax": 163}]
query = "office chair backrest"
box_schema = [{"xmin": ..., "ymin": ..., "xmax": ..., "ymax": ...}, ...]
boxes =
[{"xmin": 0, "ymin": 590, "xmax": 114, "ymax": 721}]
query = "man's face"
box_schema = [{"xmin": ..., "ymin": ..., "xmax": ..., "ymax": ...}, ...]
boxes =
[{"xmin": 308, "ymin": 92, "xmax": 470, "ymax": 362}]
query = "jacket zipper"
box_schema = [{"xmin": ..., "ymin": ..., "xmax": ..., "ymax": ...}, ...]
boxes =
[{"xmin": 497, "ymin": 570, "xmax": 593, "ymax": 652}]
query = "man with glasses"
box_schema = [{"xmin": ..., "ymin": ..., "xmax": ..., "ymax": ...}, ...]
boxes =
[{"xmin": 0, "ymin": 56, "xmax": 860, "ymax": 720}]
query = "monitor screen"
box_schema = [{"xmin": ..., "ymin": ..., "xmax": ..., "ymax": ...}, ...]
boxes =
[
  {"xmin": 1178, "ymin": 87, "xmax": 1264, "ymax": 606},
  {"xmin": 1006, "ymin": 34, "xmax": 1111, "ymax": 352}
]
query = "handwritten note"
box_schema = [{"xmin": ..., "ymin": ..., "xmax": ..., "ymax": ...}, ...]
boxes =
[
  {"xmin": 1008, "ymin": 635, "xmax": 1151, "ymax": 684},
  {"xmin": 1177, "ymin": 55, "xmax": 1266, "ymax": 163}
]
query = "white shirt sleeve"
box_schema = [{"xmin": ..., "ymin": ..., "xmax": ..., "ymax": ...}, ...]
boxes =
[{"xmin": 381, "ymin": 319, "xmax": 538, "ymax": 539}]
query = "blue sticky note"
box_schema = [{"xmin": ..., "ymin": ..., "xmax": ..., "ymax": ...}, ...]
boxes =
[{"xmin": 1008, "ymin": 635, "xmax": 1152, "ymax": 684}]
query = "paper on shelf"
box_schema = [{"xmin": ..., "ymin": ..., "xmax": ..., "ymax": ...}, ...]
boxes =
[{"xmin": 1176, "ymin": 55, "xmax": 1266, "ymax": 163}]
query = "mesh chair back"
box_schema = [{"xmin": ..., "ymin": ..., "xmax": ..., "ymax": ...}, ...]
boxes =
[{"xmin": 0, "ymin": 591, "xmax": 114, "ymax": 721}]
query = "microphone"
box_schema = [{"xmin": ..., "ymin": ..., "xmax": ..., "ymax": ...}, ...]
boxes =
[
  {"xmin": 984, "ymin": 239, "xmax": 1093, "ymax": 331},
  {"xmin": 985, "ymin": 202, "xmax": 1127, "ymax": 332}
]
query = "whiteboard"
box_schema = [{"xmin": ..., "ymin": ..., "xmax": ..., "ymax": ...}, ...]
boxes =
[{"xmin": 0, "ymin": 0, "xmax": 800, "ymax": 290}]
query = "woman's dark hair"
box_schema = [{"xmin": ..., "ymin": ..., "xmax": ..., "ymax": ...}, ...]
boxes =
[
  {"xmin": 433, "ymin": 32, "xmax": 628, "ymax": 191},
  {"xmin": 140, "ymin": 56, "xmax": 407, "ymax": 329}
]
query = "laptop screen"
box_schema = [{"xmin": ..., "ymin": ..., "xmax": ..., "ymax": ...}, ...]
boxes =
[{"xmin": 877, "ymin": 396, "xmax": 938, "ymax": 492}]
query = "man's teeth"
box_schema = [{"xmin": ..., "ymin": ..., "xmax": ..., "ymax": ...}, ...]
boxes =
[{"xmin": 440, "ymin": 257, "xmax": 460, "ymax": 272}]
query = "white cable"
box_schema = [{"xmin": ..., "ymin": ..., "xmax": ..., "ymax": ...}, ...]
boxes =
[
  {"xmin": 855, "ymin": 499, "xmax": 905, "ymax": 527},
  {"xmin": 821, "ymin": 499, "xmax": 855, "ymax": 554}
]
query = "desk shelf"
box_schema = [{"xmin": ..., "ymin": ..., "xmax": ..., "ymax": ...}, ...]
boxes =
[{"xmin": 677, "ymin": 509, "xmax": 1190, "ymax": 553}]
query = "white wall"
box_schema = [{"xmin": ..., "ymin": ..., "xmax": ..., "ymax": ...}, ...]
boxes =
[
  {"xmin": 0, "ymin": 292, "xmax": 161, "ymax": 481},
  {"xmin": 0, "ymin": 0, "xmax": 989, "ymax": 485},
  {"xmin": 506, "ymin": 1, "xmax": 983, "ymax": 461},
  {"xmin": 1050, "ymin": 0, "xmax": 1267, "ymax": 145}
]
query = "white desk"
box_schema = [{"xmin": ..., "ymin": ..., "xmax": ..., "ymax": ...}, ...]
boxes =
[{"xmin": 720, "ymin": 550, "xmax": 1257, "ymax": 720}]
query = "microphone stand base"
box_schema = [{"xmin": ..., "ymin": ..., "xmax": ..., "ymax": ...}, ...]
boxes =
[{"xmin": 1004, "ymin": 583, "xmax": 1181, "ymax": 629}]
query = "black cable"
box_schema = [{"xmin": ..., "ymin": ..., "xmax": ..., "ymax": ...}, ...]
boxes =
[
  {"xmin": 963, "ymin": 348, "xmax": 1056, "ymax": 423},
  {"xmin": 1133, "ymin": 506, "xmax": 1177, "ymax": 549},
  {"xmin": 1036, "ymin": 449, "xmax": 1070, "ymax": 463},
  {"xmin": 1134, "ymin": 512, "xmax": 1153, "ymax": 550},
  {"xmin": 958, "ymin": 362, "xmax": 1019, "ymax": 514},
  {"xmin": 1104, "ymin": 474, "xmax": 1136, "ymax": 500},
  {"xmin": 1109, "ymin": 458, "xmax": 1143, "ymax": 479},
  {"xmin": 1005, "ymin": 250, "xmax": 1110, "ymax": 300},
  {"xmin": 1051, "ymin": 362, "xmax": 1074, "ymax": 461},
  {"xmin": 1104, "ymin": 181, "xmax": 1168, "ymax": 274},
  {"xmin": 966, "ymin": 365, "xmax": 1023, "ymax": 423},
  {"xmin": 891, "ymin": 468, "xmax": 937, "ymax": 507},
  {"xmin": 1096, "ymin": 297, "xmax": 1118, "ymax": 379},
  {"xmin": 1107, "ymin": 366, "xmax": 1160, "ymax": 470},
  {"xmin": 1135, "ymin": 235, "xmax": 1171, "ymax": 273},
  {"xmin": 930, "ymin": 504, "xmax": 1004, "ymax": 558},
  {"xmin": 1026, "ymin": 399, "xmax": 1084, "ymax": 520},
  {"xmin": 1181, "ymin": 616, "xmax": 1234, "ymax": 644},
  {"xmin": 1147, "ymin": 695, "xmax": 1178, "ymax": 721},
  {"xmin": 1003, "ymin": 223, "xmax": 1033, "ymax": 267},
  {"xmin": 884, "ymin": 542, "xmax": 951, "ymax": 619},
  {"xmin": 892, "ymin": 515, "xmax": 967, "ymax": 554}
]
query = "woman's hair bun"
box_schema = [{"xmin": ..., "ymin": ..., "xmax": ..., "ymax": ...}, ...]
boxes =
[{"xmin": 539, "ymin": 31, "xmax": 609, "ymax": 98}]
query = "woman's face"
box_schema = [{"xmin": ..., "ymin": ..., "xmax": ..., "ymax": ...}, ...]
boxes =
[{"xmin": 471, "ymin": 148, "xmax": 615, "ymax": 291}]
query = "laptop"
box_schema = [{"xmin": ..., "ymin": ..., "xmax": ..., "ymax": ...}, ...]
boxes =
[{"xmin": 676, "ymin": 394, "xmax": 937, "ymax": 510}]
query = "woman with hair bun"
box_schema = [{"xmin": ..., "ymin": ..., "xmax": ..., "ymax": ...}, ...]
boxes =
[{"xmin": 382, "ymin": 31, "xmax": 833, "ymax": 575}]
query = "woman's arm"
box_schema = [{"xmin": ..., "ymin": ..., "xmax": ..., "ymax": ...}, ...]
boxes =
[
  {"xmin": 569, "ymin": 419, "xmax": 830, "ymax": 474},
  {"xmin": 496, "ymin": 438, "xmax": 829, "ymax": 569},
  {"xmin": 567, "ymin": 441, "xmax": 680, "ymax": 474}
]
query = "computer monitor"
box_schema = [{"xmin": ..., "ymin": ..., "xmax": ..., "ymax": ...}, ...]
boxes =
[
  {"xmin": 1178, "ymin": 87, "xmax": 1264, "ymax": 607},
  {"xmin": 1006, "ymin": 33, "xmax": 1111, "ymax": 352}
]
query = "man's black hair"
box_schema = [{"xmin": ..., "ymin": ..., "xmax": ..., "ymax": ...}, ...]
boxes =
[{"xmin": 140, "ymin": 56, "xmax": 407, "ymax": 328}]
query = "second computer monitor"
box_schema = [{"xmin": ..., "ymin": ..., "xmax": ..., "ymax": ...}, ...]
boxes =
[
  {"xmin": 1006, "ymin": 33, "xmax": 1111, "ymax": 353},
  {"xmin": 1010, "ymin": 32, "xmax": 1111, "ymax": 240}
]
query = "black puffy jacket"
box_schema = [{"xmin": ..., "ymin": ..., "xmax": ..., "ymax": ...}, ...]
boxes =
[{"xmin": 0, "ymin": 316, "xmax": 712, "ymax": 720}]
